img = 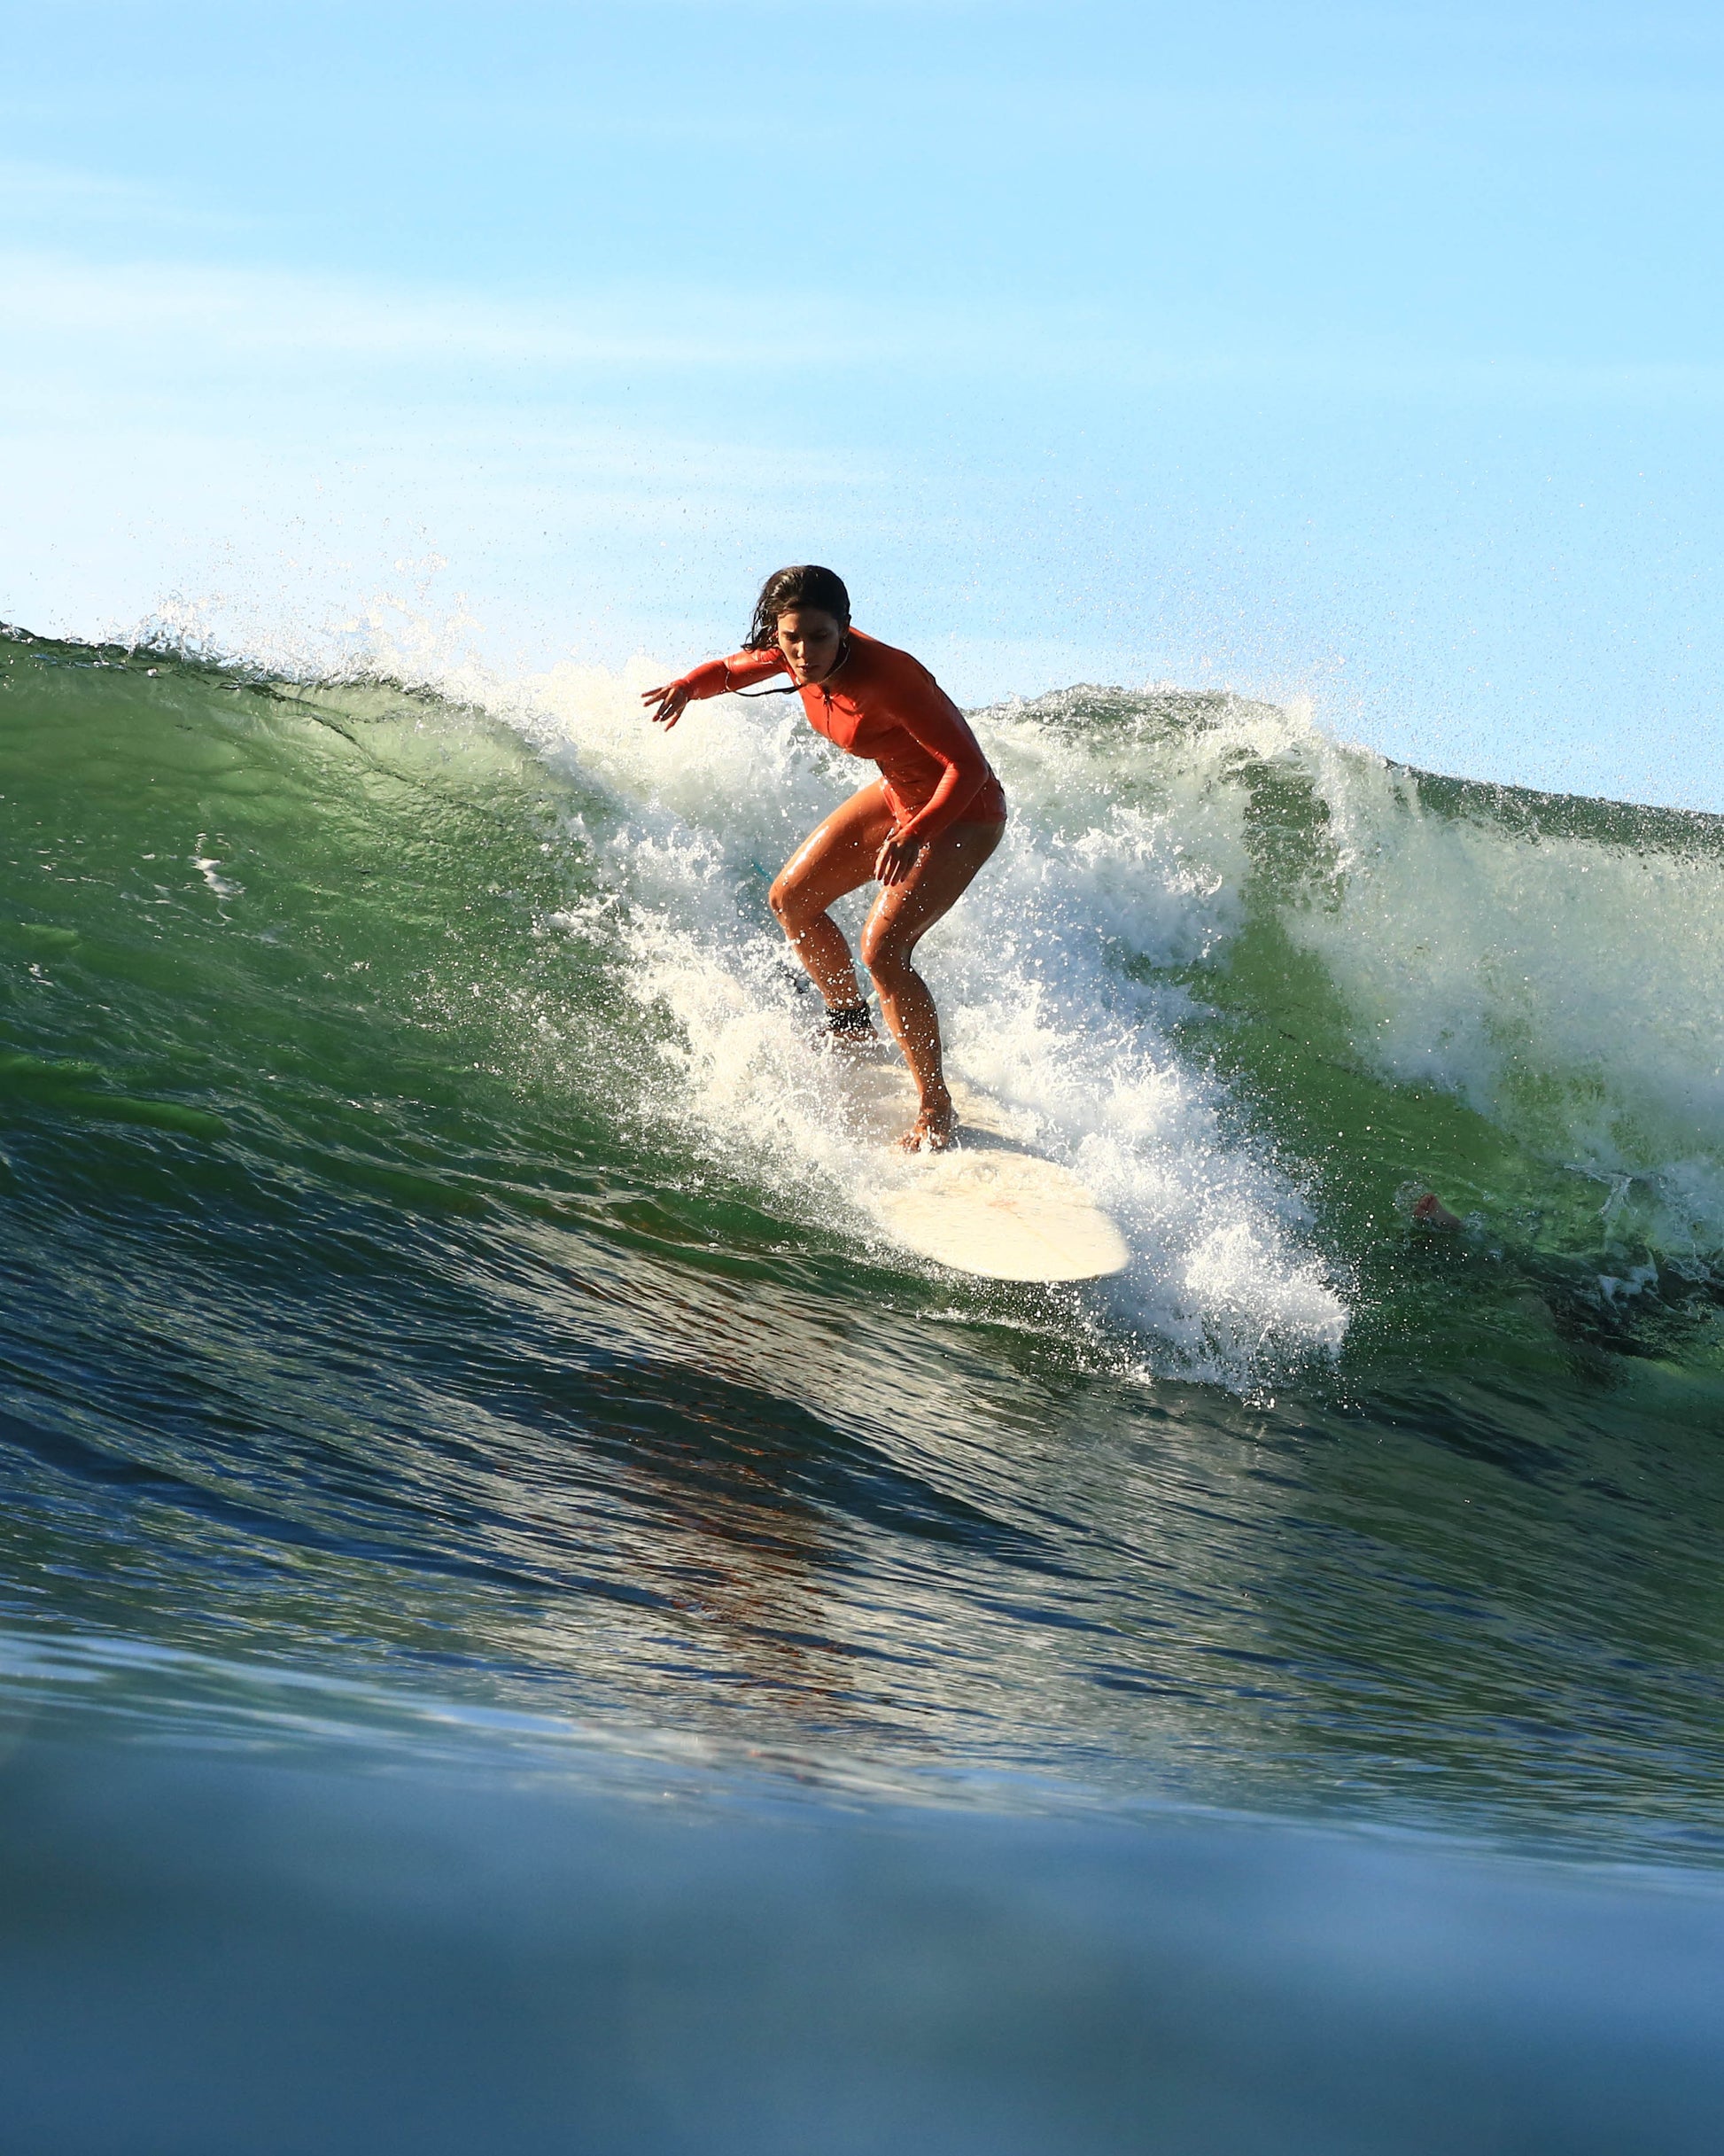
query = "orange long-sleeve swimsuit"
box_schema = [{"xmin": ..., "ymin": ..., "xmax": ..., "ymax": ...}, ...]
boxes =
[{"xmin": 672, "ymin": 628, "xmax": 1008, "ymax": 844}]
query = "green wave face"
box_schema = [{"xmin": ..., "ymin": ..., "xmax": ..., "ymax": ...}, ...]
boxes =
[
  {"xmin": 4, "ymin": 626, "xmax": 1724, "ymax": 1859},
  {"xmin": 0, "ymin": 635, "xmax": 649, "ymax": 1225}
]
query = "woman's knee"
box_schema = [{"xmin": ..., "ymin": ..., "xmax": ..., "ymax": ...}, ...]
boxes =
[
  {"xmin": 768, "ymin": 873, "xmax": 806, "ymax": 930},
  {"xmin": 861, "ymin": 923, "xmax": 914, "ymax": 988}
]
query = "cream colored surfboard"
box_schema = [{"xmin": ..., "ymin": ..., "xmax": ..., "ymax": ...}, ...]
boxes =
[{"xmin": 825, "ymin": 1053, "xmax": 1130, "ymax": 1283}]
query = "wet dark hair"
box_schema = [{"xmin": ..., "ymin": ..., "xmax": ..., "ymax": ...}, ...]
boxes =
[{"xmin": 744, "ymin": 564, "xmax": 851, "ymax": 650}]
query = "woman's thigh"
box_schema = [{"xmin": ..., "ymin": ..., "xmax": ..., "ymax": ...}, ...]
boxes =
[
  {"xmin": 861, "ymin": 820, "xmax": 1005, "ymax": 970},
  {"xmin": 771, "ymin": 782, "xmax": 897, "ymax": 922}
]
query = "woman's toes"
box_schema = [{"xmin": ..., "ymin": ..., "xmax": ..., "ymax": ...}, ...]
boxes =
[{"xmin": 900, "ymin": 1107, "xmax": 955, "ymax": 1152}]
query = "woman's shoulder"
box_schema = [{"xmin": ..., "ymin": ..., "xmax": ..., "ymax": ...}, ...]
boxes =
[{"xmin": 847, "ymin": 628, "xmax": 939, "ymax": 689}]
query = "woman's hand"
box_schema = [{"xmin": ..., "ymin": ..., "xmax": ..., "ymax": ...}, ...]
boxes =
[
  {"xmin": 641, "ymin": 681, "xmax": 691, "ymax": 729},
  {"xmin": 874, "ymin": 831, "xmax": 925, "ymax": 888}
]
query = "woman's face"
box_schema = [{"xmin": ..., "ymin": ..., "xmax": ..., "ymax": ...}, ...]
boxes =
[{"xmin": 775, "ymin": 607, "xmax": 845, "ymax": 685}]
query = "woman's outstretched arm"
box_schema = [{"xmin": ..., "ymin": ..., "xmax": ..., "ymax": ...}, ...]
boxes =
[{"xmin": 641, "ymin": 648, "xmax": 788, "ymax": 728}]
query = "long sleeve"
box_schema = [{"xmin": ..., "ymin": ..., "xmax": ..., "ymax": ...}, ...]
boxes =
[
  {"xmin": 674, "ymin": 647, "xmax": 788, "ymax": 700},
  {"xmin": 886, "ymin": 674, "xmax": 992, "ymax": 842}
]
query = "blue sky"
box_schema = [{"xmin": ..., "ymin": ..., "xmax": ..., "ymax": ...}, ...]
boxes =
[{"xmin": 4, "ymin": 0, "xmax": 1723, "ymax": 806}]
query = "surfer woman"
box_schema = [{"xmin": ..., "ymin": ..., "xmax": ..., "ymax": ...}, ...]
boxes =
[{"xmin": 642, "ymin": 565, "xmax": 1007, "ymax": 1151}]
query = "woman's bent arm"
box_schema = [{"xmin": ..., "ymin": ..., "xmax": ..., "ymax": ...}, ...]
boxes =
[{"xmin": 888, "ymin": 687, "xmax": 992, "ymax": 842}]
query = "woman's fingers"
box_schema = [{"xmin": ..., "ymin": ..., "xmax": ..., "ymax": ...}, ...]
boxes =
[
  {"xmin": 874, "ymin": 836, "xmax": 923, "ymax": 887},
  {"xmin": 640, "ymin": 683, "xmax": 686, "ymax": 728}
]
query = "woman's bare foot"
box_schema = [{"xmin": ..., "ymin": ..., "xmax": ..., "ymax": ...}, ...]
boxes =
[
  {"xmin": 1411, "ymin": 1192, "xmax": 1464, "ymax": 1231},
  {"xmin": 900, "ymin": 1100, "xmax": 955, "ymax": 1152}
]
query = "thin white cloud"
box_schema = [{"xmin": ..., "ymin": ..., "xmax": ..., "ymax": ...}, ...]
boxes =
[
  {"xmin": 0, "ymin": 248, "xmax": 886, "ymax": 372},
  {"xmin": 5, "ymin": 244, "xmax": 1724, "ymax": 410},
  {"xmin": 0, "ymin": 158, "xmax": 250, "ymax": 234}
]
